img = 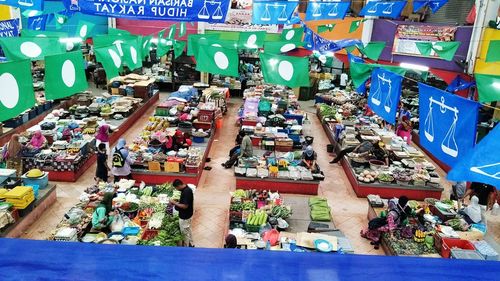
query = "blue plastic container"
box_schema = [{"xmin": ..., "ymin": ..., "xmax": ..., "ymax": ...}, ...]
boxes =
[
  {"xmin": 26, "ymin": 185, "xmax": 39, "ymax": 199},
  {"xmin": 21, "ymin": 172, "xmax": 49, "ymax": 189},
  {"xmin": 192, "ymin": 136, "xmax": 205, "ymax": 143},
  {"xmin": 122, "ymin": 227, "xmax": 141, "ymax": 236}
]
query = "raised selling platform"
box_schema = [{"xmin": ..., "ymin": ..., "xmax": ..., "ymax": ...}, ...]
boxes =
[{"xmin": 235, "ymin": 177, "xmax": 320, "ymax": 195}]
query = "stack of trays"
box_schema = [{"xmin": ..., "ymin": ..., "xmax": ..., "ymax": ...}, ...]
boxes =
[{"xmin": 3, "ymin": 186, "xmax": 35, "ymax": 209}]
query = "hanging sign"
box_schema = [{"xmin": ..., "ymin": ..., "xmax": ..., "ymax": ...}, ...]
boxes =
[
  {"xmin": 305, "ymin": 1, "xmax": 350, "ymax": 21},
  {"xmin": 360, "ymin": 0, "xmax": 407, "ymax": 19},
  {"xmin": 252, "ymin": 0, "xmax": 298, "ymax": 25},
  {"xmin": 367, "ymin": 68, "xmax": 403, "ymax": 124},
  {"xmin": 392, "ymin": 24, "xmax": 457, "ymax": 57},
  {"xmin": 418, "ymin": 83, "xmax": 479, "ymax": 167},
  {"xmin": 0, "ymin": 19, "xmax": 20, "ymax": 37},
  {"xmin": 1, "ymin": 0, "xmax": 43, "ymax": 11},
  {"xmin": 27, "ymin": 14, "xmax": 50, "ymax": 31},
  {"xmin": 448, "ymin": 124, "xmax": 500, "ymax": 188},
  {"xmin": 63, "ymin": 0, "xmax": 231, "ymax": 22}
]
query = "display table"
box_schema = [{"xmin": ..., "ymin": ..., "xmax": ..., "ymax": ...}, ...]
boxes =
[
  {"xmin": 412, "ymin": 131, "xmax": 451, "ymax": 173},
  {"xmin": 47, "ymin": 91, "xmax": 160, "ymax": 182},
  {"xmin": 131, "ymin": 132, "xmax": 215, "ymax": 186},
  {"xmin": 235, "ymin": 177, "xmax": 320, "ymax": 195},
  {"xmin": 0, "ymin": 184, "xmax": 57, "ymax": 238}
]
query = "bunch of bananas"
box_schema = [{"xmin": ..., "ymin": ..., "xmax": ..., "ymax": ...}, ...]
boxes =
[{"xmin": 414, "ymin": 229, "xmax": 426, "ymax": 243}]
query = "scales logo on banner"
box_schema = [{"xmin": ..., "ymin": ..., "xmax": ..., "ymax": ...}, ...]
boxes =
[
  {"xmin": 413, "ymin": 0, "xmax": 448, "ymax": 13},
  {"xmin": 0, "ymin": 19, "xmax": 20, "ymax": 37},
  {"xmin": 27, "ymin": 14, "xmax": 50, "ymax": 31},
  {"xmin": 418, "ymin": 83, "xmax": 479, "ymax": 167},
  {"xmin": 360, "ymin": 0, "xmax": 407, "ymax": 19},
  {"xmin": 252, "ymin": 0, "xmax": 298, "ymax": 24},
  {"xmin": 448, "ymin": 124, "xmax": 500, "ymax": 187},
  {"xmin": 0, "ymin": 0, "xmax": 43, "ymax": 11},
  {"xmin": 62, "ymin": 0, "xmax": 231, "ymax": 22},
  {"xmin": 367, "ymin": 68, "xmax": 403, "ymax": 124},
  {"xmin": 305, "ymin": 1, "xmax": 351, "ymax": 21}
]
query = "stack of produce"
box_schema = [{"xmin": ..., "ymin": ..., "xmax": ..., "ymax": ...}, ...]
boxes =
[{"xmin": 309, "ymin": 197, "xmax": 331, "ymax": 222}]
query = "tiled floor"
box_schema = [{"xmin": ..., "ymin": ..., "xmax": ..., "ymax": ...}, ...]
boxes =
[{"xmin": 22, "ymin": 92, "xmax": 500, "ymax": 254}]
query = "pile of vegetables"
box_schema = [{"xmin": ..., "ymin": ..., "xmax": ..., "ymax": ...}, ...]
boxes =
[
  {"xmin": 393, "ymin": 169, "xmax": 413, "ymax": 183},
  {"xmin": 138, "ymin": 215, "xmax": 184, "ymax": 246},
  {"xmin": 319, "ymin": 104, "xmax": 337, "ymax": 120},
  {"xmin": 384, "ymin": 230, "xmax": 438, "ymax": 256},
  {"xmin": 357, "ymin": 170, "xmax": 378, "ymax": 183},
  {"xmin": 378, "ymin": 173, "xmax": 395, "ymax": 183},
  {"xmin": 230, "ymin": 201, "xmax": 255, "ymax": 212},
  {"xmin": 247, "ymin": 210, "xmax": 268, "ymax": 226},
  {"xmin": 309, "ymin": 197, "xmax": 331, "ymax": 222},
  {"xmin": 270, "ymin": 205, "xmax": 292, "ymax": 219}
]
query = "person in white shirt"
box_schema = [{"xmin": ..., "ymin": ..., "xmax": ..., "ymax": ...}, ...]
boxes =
[{"xmin": 340, "ymin": 73, "xmax": 348, "ymax": 89}]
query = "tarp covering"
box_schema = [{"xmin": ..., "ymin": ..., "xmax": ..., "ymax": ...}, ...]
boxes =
[{"xmin": 0, "ymin": 238, "xmax": 498, "ymax": 280}]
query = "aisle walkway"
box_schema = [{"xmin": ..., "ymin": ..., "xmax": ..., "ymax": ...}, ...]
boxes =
[{"xmin": 22, "ymin": 92, "xmax": 499, "ymax": 254}]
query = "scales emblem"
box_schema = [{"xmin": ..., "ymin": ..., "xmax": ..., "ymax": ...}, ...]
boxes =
[
  {"xmin": 424, "ymin": 96, "xmax": 459, "ymax": 157},
  {"xmin": 311, "ymin": 2, "xmax": 341, "ymax": 18},
  {"xmin": 370, "ymin": 72, "xmax": 393, "ymax": 113},
  {"xmin": 367, "ymin": 2, "xmax": 395, "ymax": 15},
  {"xmin": 198, "ymin": 0, "xmax": 224, "ymax": 20}
]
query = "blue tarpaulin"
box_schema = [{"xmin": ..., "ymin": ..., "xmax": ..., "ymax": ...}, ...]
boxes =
[{"xmin": 0, "ymin": 238, "xmax": 498, "ymax": 281}]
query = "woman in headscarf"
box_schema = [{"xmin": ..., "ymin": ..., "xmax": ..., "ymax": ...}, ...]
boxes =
[
  {"xmin": 3, "ymin": 134, "xmax": 24, "ymax": 176},
  {"xmin": 27, "ymin": 130, "xmax": 47, "ymax": 150},
  {"xmin": 301, "ymin": 145, "xmax": 318, "ymax": 173},
  {"xmin": 172, "ymin": 130, "xmax": 191, "ymax": 150},
  {"xmin": 91, "ymin": 192, "xmax": 115, "ymax": 231},
  {"xmin": 396, "ymin": 115, "xmax": 413, "ymax": 144},
  {"xmin": 95, "ymin": 124, "xmax": 111, "ymax": 155},
  {"xmin": 361, "ymin": 196, "xmax": 411, "ymax": 249},
  {"xmin": 460, "ymin": 195, "xmax": 482, "ymax": 224},
  {"xmin": 111, "ymin": 138, "xmax": 133, "ymax": 182}
]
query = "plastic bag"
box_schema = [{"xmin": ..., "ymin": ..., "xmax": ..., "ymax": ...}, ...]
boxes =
[
  {"xmin": 111, "ymin": 214, "xmax": 125, "ymax": 232},
  {"xmin": 262, "ymin": 229, "xmax": 280, "ymax": 246}
]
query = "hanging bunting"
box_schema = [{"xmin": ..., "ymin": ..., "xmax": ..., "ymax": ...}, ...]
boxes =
[
  {"xmin": 168, "ymin": 24, "xmax": 177, "ymax": 39},
  {"xmin": 367, "ymin": 68, "xmax": 403, "ymax": 124},
  {"xmin": 432, "ymin": 41, "xmax": 460, "ymax": 61},
  {"xmin": 418, "ymin": 83, "xmax": 479, "ymax": 166},
  {"xmin": 360, "ymin": 1, "xmax": 407, "ymax": 19},
  {"xmin": 187, "ymin": 33, "xmax": 220, "ymax": 56},
  {"xmin": 0, "ymin": 37, "xmax": 66, "ymax": 61},
  {"xmin": 27, "ymin": 14, "xmax": 50, "ymax": 31},
  {"xmin": 313, "ymin": 52, "xmax": 335, "ymax": 67},
  {"xmin": 260, "ymin": 53, "xmax": 310, "ymax": 88},
  {"xmin": 445, "ymin": 75, "xmax": 475, "ymax": 93},
  {"xmin": 0, "ymin": 60, "xmax": 36, "ymax": 122},
  {"xmin": 317, "ymin": 24, "xmax": 335, "ymax": 34},
  {"xmin": 195, "ymin": 39, "xmax": 239, "ymax": 77},
  {"xmin": 173, "ymin": 40, "xmax": 187, "ymax": 59},
  {"xmin": 4, "ymin": 0, "xmax": 43, "ymax": 11},
  {"xmin": 76, "ymin": 20, "xmax": 96, "ymax": 39},
  {"xmin": 264, "ymin": 41, "xmax": 302, "ymax": 54},
  {"xmin": 415, "ymin": 41, "xmax": 432, "ymax": 56},
  {"xmin": 45, "ymin": 51, "xmax": 89, "ymax": 101},
  {"xmin": 350, "ymin": 61, "xmax": 407, "ymax": 89},
  {"xmin": 95, "ymin": 45, "xmax": 123, "ymax": 78},
  {"xmin": 281, "ymin": 27, "xmax": 304, "ymax": 43},
  {"xmin": 22, "ymin": 10, "xmax": 43, "ymax": 18},
  {"xmin": 485, "ymin": 40, "xmax": 500, "ymax": 62},
  {"xmin": 121, "ymin": 39, "xmax": 143, "ymax": 70},
  {"xmin": 157, "ymin": 39, "xmax": 173, "ymax": 57},
  {"xmin": 448, "ymin": 124, "xmax": 500, "ymax": 187},
  {"xmin": 54, "ymin": 13, "xmax": 68, "ymax": 30},
  {"xmin": 108, "ymin": 28, "xmax": 131, "ymax": 36},
  {"xmin": 252, "ymin": 0, "xmax": 298, "ymax": 25},
  {"xmin": 238, "ymin": 31, "xmax": 267, "ymax": 49},
  {"xmin": 141, "ymin": 35, "xmax": 153, "ymax": 58},
  {"xmin": 305, "ymin": 1, "xmax": 351, "ymax": 21},
  {"xmin": 314, "ymin": 36, "xmax": 361, "ymax": 54},
  {"xmin": 303, "ymin": 27, "xmax": 315, "ymax": 50},
  {"xmin": 349, "ymin": 20, "xmax": 363, "ymax": 33},
  {"xmin": 21, "ymin": 30, "xmax": 68, "ymax": 38},
  {"xmin": 62, "ymin": 0, "xmax": 230, "ymax": 22},
  {"xmin": 0, "ymin": 19, "xmax": 20, "ymax": 37},
  {"xmin": 413, "ymin": 0, "xmax": 449, "ymax": 14},
  {"xmin": 357, "ymin": 42, "xmax": 386, "ymax": 61},
  {"xmin": 475, "ymin": 73, "xmax": 500, "ymax": 103},
  {"xmin": 179, "ymin": 22, "xmax": 187, "ymax": 38}
]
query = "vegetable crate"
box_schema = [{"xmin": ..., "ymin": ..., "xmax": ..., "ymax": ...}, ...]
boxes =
[
  {"xmin": 245, "ymin": 223, "xmax": 261, "ymax": 233},
  {"xmin": 441, "ymin": 238, "xmax": 475, "ymax": 258}
]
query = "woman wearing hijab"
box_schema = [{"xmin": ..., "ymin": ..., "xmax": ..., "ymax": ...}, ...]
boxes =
[
  {"xmin": 27, "ymin": 130, "xmax": 47, "ymax": 150},
  {"xmin": 111, "ymin": 139, "xmax": 133, "ymax": 182},
  {"xmin": 460, "ymin": 195, "xmax": 482, "ymax": 224},
  {"xmin": 95, "ymin": 124, "xmax": 112, "ymax": 155},
  {"xmin": 361, "ymin": 196, "xmax": 411, "ymax": 249},
  {"xmin": 172, "ymin": 130, "xmax": 191, "ymax": 150},
  {"xmin": 396, "ymin": 115, "xmax": 413, "ymax": 144},
  {"xmin": 3, "ymin": 134, "xmax": 24, "ymax": 176},
  {"xmin": 301, "ymin": 145, "xmax": 318, "ymax": 173},
  {"xmin": 91, "ymin": 193, "xmax": 115, "ymax": 231}
]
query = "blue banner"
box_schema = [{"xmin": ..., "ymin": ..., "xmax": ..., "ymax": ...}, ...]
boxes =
[
  {"xmin": 367, "ymin": 68, "xmax": 403, "ymax": 124},
  {"xmin": 418, "ymin": 83, "xmax": 479, "ymax": 167},
  {"xmin": 445, "ymin": 75, "xmax": 475, "ymax": 93},
  {"xmin": 305, "ymin": 1, "xmax": 350, "ymax": 21},
  {"xmin": 360, "ymin": 1, "xmax": 407, "ymax": 19},
  {"xmin": 1, "ymin": 0, "xmax": 43, "ymax": 11},
  {"xmin": 252, "ymin": 0, "xmax": 298, "ymax": 24},
  {"xmin": 314, "ymin": 36, "xmax": 361, "ymax": 54},
  {"xmin": 0, "ymin": 19, "xmax": 20, "ymax": 37},
  {"xmin": 448, "ymin": 124, "xmax": 500, "ymax": 188},
  {"xmin": 27, "ymin": 14, "xmax": 50, "ymax": 31},
  {"xmin": 413, "ymin": 0, "xmax": 448, "ymax": 13},
  {"xmin": 63, "ymin": 0, "xmax": 231, "ymax": 22},
  {"xmin": 303, "ymin": 26, "xmax": 315, "ymax": 50}
]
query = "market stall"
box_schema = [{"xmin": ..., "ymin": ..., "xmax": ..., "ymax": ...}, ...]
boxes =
[
  {"xmin": 234, "ymin": 86, "xmax": 323, "ymax": 195},
  {"xmin": 225, "ymin": 189, "xmax": 353, "ymax": 253},
  {"xmin": 10, "ymin": 88, "xmax": 160, "ymax": 182},
  {"xmin": 49, "ymin": 180, "xmax": 185, "ymax": 246},
  {"xmin": 366, "ymin": 196, "xmax": 498, "ymax": 260},
  {"xmin": 0, "ymin": 169, "xmax": 57, "ymax": 238},
  {"xmin": 317, "ymin": 91, "xmax": 444, "ymax": 200},
  {"xmin": 130, "ymin": 86, "xmax": 223, "ymax": 185}
]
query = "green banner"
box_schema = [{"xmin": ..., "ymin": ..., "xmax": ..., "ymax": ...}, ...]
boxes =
[{"xmin": 475, "ymin": 73, "xmax": 500, "ymax": 102}]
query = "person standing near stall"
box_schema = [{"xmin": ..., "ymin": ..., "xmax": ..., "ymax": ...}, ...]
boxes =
[
  {"xmin": 111, "ymin": 139, "xmax": 133, "ymax": 182},
  {"xmin": 95, "ymin": 143, "xmax": 110, "ymax": 183},
  {"xmin": 95, "ymin": 124, "xmax": 112, "ymax": 155},
  {"xmin": 2, "ymin": 134, "xmax": 24, "ymax": 176},
  {"xmin": 170, "ymin": 179, "xmax": 194, "ymax": 247}
]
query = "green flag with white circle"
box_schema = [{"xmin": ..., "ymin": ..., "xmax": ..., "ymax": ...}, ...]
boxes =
[
  {"xmin": 54, "ymin": 14, "xmax": 68, "ymax": 30},
  {"xmin": 195, "ymin": 42, "xmax": 239, "ymax": 77},
  {"xmin": 108, "ymin": 28, "xmax": 131, "ymax": 36},
  {"xmin": 0, "ymin": 60, "xmax": 36, "ymax": 122},
  {"xmin": 22, "ymin": 30, "xmax": 68, "ymax": 39},
  {"xmin": 0, "ymin": 37, "xmax": 66, "ymax": 61},
  {"xmin": 141, "ymin": 35, "xmax": 153, "ymax": 59},
  {"xmin": 187, "ymin": 33, "xmax": 220, "ymax": 56},
  {"xmin": 76, "ymin": 20, "xmax": 95, "ymax": 39},
  {"xmin": 168, "ymin": 24, "xmax": 177, "ymax": 39},
  {"xmin": 45, "ymin": 51, "xmax": 88, "ymax": 101},
  {"xmin": 173, "ymin": 40, "xmax": 186, "ymax": 59},
  {"xmin": 281, "ymin": 28, "xmax": 303, "ymax": 42},
  {"xmin": 179, "ymin": 22, "xmax": 187, "ymax": 38},
  {"xmin": 238, "ymin": 31, "xmax": 266, "ymax": 49},
  {"xmin": 264, "ymin": 41, "xmax": 302, "ymax": 54},
  {"xmin": 95, "ymin": 45, "xmax": 123, "ymax": 79},
  {"xmin": 122, "ymin": 40, "xmax": 143, "ymax": 71},
  {"xmin": 157, "ymin": 38, "xmax": 173, "ymax": 57},
  {"xmin": 260, "ymin": 53, "xmax": 310, "ymax": 88}
]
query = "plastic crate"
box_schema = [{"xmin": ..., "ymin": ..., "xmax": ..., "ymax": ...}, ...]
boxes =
[
  {"xmin": 155, "ymin": 107, "xmax": 170, "ymax": 116},
  {"xmin": 141, "ymin": 229, "xmax": 159, "ymax": 240},
  {"xmin": 451, "ymin": 249, "xmax": 484, "ymax": 260},
  {"xmin": 21, "ymin": 172, "xmax": 49, "ymax": 189},
  {"xmin": 473, "ymin": 240, "xmax": 499, "ymax": 261},
  {"xmin": 26, "ymin": 185, "xmax": 39, "ymax": 199},
  {"xmin": 441, "ymin": 238, "xmax": 475, "ymax": 258},
  {"xmin": 245, "ymin": 224, "xmax": 261, "ymax": 233}
]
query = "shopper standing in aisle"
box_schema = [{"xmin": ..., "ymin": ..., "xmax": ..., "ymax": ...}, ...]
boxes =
[
  {"xmin": 111, "ymin": 139, "xmax": 133, "ymax": 182},
  {"xmin": 170, "ymin": 179, "xmax": 194, "ymax": 247},
  {"xmin": 95, "ymin": 124, "xmax": 112, "ymax": 156},
  {"xmin": 339, "ymin": 73, "xmax": 348, "ymax": 89},
  {"xmin": 95, "ymin": 143, "xmax": 110, "ymax": 183},
  {"xmin": 2, "ymin": 134, "xmax": 24, "ymax": 176}
]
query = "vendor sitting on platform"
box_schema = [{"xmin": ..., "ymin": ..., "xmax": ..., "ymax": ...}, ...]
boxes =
[
  {"xmin": 27, "ymin": 130, "xmax": 48, "ymax": 150},
  {"xmin": 361, "ymin": 196, "xmax": 411, "ymax": 250},
  {"xmin": 91, "ymin": 193, "xmax": 115, "ymax": 231},
  {"xmin": 172, "ymin": 130, "xmax": 192, "ymax": 150},
  {"xmin": 222, "ymin": 131, "xmax": 253, "ymax": 169},
  {"xmin": 370, "ymin": 142, "xmax": 389, "ymax": 166},
  {"xmin": 329, "ymin": 139, "xmax": 375, "ymax": 164},
  {"xmin": 301, "ymin": 146, "xmax": 319, "ymax": 173}
]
